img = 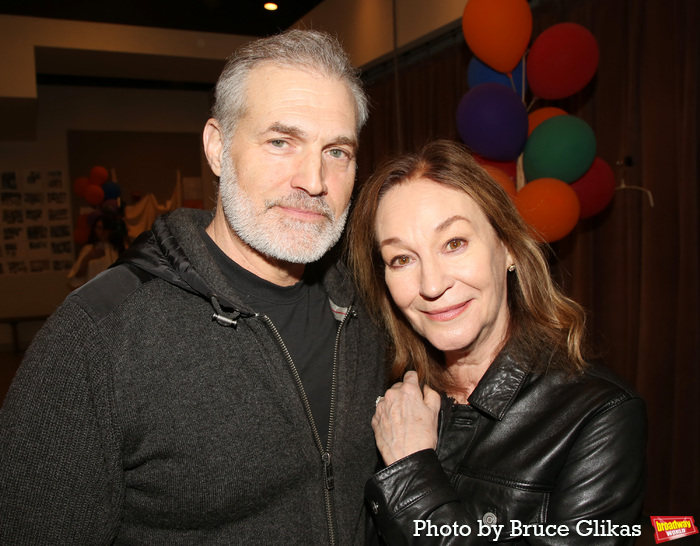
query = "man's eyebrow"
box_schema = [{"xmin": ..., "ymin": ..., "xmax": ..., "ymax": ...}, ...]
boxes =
[
  {"xmin": 331, "ymin": 136, "xmax": 359, "ymax": 153},
  {"xmin": 263, "ymin": 123, "xmax": 358, "ymax": 152},
  {"xmin": 263, "ymin": 123, "xmax": 307, "ymax": 139}
]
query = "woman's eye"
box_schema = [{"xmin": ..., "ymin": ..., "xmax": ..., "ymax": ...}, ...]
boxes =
[
  {"xmin": 446, "ymin": 238, "xmax": 465, "ymax": 251},
  {"xmin": 389, "ymin": 255, "xmax": 411, "ymax": 268}
]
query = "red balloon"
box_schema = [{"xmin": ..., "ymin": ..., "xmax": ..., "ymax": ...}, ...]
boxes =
[
  {"xmin": 527, "ymin": 107, "xmax": 568, "ymax": 136},
  {"xmin": 516, "ymin": 178, "xmax": 580, "ymax": 242},
  {"xmin": 89, "ymin": 165, "xmax": 110, "ymax": 186},
  {"xmin": 475, "ymin": 155, "xmax": 518, "ymax": 180},
  {"xmin": 76, "ymin": 213, "xmax": 90, "ymax": 232},
  {"xmin": 570, "ymin": 157, "xmax": 616, "ymax": 218},
  {"xmin": 73, "ymin": 176, "xmax": 90, "ymax": 198},
  {"xmin": 526, "ymin": 23, "xmax": 599, "ymax": 100},
  {"xmin": 462, "ymin": 0, "xmax": 533, "ymax": 73},
  {"xmin": 482, "ymin": 165, "xmax": 517, "ymax": 200},
  {"xmin": 73, "ymin": 225, "xmax": 90, "ymax": 245},
  {"xmin": 84, "ymin": 184, "xmax": 105, "ymax": 206}
]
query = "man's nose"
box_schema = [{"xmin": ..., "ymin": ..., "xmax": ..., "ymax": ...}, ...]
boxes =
[{"xmin": 292, "ymin": 150, "xmax": 327, "ymax": 196}]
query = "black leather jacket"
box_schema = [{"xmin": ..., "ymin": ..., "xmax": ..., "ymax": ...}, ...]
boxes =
[{"xmin": 365, "ymin": 349, "xmax": 646, "ymax": 545}]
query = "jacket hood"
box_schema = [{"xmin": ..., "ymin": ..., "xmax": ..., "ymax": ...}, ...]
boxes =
[{"xmin": 114, "ymin": 208, "xmax": 356, "ymax": 322}]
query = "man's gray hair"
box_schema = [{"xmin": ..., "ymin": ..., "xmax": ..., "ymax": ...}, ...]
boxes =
[{"xmin": 213, "ymin": 29, "xmax": 368, "ymax": 142}]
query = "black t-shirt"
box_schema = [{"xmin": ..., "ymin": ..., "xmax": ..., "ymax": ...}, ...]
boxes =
[{"xmin": 202, "ymin": 229, "xmax": 336, "ymax": 447}]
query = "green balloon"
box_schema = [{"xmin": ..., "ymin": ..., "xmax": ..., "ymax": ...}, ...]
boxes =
[{"xmin": 523, "ymin": 115, "xmax": 596, "ymax": 183}]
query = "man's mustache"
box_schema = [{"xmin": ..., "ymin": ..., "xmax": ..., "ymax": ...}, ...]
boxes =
[{"xmin": 264, "ymin": 192, "xmax": 334, "ymax": 221}]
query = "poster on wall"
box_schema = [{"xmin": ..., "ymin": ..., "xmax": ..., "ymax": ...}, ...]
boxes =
[{"xmin": 0, "ymin": 169, "xmax": 73, "ymax": 276}]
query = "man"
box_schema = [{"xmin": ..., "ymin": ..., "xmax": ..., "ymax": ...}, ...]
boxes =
[{"xmin": 0, "ymin": 30, "xmax": 385, "ymax": 544}]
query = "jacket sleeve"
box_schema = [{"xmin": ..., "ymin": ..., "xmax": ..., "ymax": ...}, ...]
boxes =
[
  {"xmin": 543, "ymin": 396, "xmax": 647, "ymax": 544},
  {"xmin": 0, "ymin": 302, "xmax": 123, "ymax": 544},
  {"xmin": 364, "ymin": 397, "xmax": 646, "ymax": 545}
]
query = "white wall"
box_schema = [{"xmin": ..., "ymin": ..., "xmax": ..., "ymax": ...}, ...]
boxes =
[{"xmin": 0, "ymin": 84, "xmax": 213, "ymax": 349}]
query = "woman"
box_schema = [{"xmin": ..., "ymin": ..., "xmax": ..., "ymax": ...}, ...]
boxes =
[
  {"xmin": 348, "ymin": 140, "xmax": 645, "ymax": 545},
  {"xmin": 68, "ymin": 214, "xmax": 127, "ymax": 288}
]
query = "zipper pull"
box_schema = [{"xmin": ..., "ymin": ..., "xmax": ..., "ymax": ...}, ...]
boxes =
[{"xmin": 322, "ymin": 452, "xmax": 334, "ymax": 490}]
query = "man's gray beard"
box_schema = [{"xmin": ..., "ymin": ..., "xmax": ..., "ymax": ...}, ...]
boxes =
[{"xmin": 219, "ymin": 155, "xmax": 350, "ymax": 264}]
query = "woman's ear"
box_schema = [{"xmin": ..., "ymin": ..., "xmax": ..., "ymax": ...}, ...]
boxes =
[
  {"xmin": 203, "ymin": 119, "xmax": 224, "ymax": 176},
  {"xmin": 504, "ymin": 245, "xmax": 515, "ymax": 271}
]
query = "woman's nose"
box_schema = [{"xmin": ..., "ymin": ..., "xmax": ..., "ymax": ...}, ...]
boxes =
[{"xmin": 418, "ymin": 257, "xmax": 453, "ymax": 300}]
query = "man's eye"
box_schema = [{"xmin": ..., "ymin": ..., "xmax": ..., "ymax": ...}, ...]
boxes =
[
  {"xmin": 328, "ymin": 149, "xmax": 348, "ymax": 159},
  {"xmin": 270, "ymin": 140, "xmax": 286, "ymax": 148}
]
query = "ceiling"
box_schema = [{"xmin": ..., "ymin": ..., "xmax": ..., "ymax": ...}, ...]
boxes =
[{"xmin": 0, "ymin": 0, "xmax": 324, "ymax": 37}]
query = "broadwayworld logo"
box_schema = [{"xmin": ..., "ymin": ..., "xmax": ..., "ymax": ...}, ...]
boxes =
[{"xmin": 650, "ymin": 516, "xmax": 698, "ymax": 543}]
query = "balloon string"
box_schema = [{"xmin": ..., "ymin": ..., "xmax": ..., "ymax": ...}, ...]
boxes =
[
  {"xmin": 615, "ymin": 160, "xmax": 654, "ymax": 207},
  {"xmin": 507, "ymin": 72, "xmax": 516, "ymax": 95}
]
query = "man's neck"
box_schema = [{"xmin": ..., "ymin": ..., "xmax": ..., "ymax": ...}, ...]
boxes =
[{"xmin": 206, "ymin": 205, "xmax": 305, "ymax": 287}]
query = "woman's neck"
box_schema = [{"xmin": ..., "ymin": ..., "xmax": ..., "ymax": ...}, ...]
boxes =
[{"xmin": 444, "ymin": 342, "xmax": 504, "ymax": 403}]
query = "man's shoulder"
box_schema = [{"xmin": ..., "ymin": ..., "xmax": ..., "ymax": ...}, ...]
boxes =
[{"xmin": 67, "ymin": 263, "xmax": 157, "ymax": 324}]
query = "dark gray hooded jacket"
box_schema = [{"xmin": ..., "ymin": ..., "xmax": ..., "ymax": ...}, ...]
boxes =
[{"xmin": 0, "ymin": 208, "xmax": 386, "ymax": 545}]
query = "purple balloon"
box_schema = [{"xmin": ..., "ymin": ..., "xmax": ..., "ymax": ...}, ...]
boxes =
[{"xmin": 456, "ymin": 83, "xmax": 528, "ymax": 161}]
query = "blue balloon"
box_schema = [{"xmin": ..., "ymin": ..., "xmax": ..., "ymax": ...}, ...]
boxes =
[
  {"xmin": 102, "ymin": 181, "xmax": 121, "ymax": 200},
  {"xmin": 456, "ymin": 83, "xmax": 528, "ymax": 161},
  {"xmin": 468, "ymin": 57, "xmax": 527, "ymax": 97}
]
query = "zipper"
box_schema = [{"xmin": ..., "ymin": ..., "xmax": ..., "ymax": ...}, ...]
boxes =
[{"xmin": 259, "ymin": 306, "xmax": 352, "ymax": 546}]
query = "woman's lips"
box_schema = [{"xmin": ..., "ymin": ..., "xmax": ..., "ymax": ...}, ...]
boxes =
[{"xmin": 422, "ymin": 300, "xmax": 471, "ymax": 322}]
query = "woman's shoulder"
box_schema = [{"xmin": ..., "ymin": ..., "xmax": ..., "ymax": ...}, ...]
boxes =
[{"xmin": 532, "ymin": 359, "xmax": 643, "ymax": 415}]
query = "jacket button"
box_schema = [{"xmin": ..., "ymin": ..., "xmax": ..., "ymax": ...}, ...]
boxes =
[
  {"xmin": 482, "ymin": 512, "xmax": 498, "ymax": 526},
  {"xmin": 370, "ymin": 501, "xmax": 379, "ymax": 514}
]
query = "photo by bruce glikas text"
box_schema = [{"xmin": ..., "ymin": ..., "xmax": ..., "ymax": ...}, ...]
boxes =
[{"xmin": 413, "ymin": 519, "xmax": 642, "ymax": 541}]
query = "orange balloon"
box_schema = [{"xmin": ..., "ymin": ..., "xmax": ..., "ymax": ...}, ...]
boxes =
[
  {"xmin": 516, "ymin": 178, "xmax": 580, "ymax": 242},
  {"xmin": 84, "ymin": 184, "xmax": 105, "ymax": 206},
  {"xmin": 73, "ymin": 176, "xmax": 90, "ymax": 198},
  {"xmin": 89, "ymin": 165, "xmax": 110, "ymax": 186},
  {"xmin": 527, "ymin": 107, "xmax": 568, "ymax": 136},
  {"xmin": 462, "ymin": 0, "xmax": 533, "ymax": 73},
  {"xmin": 482, "ymin": 165, "xmax": 517, "ymax": 200}
]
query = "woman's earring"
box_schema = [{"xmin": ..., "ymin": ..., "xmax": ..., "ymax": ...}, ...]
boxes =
[{"xmin": 508, "ymin": 264, "xmax": 516, "ymax": 272}]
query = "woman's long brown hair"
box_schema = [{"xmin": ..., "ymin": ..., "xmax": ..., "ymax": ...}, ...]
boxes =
[{"xmin": 346, "ymin": 140, "xmax": 588, "ymax": 393}]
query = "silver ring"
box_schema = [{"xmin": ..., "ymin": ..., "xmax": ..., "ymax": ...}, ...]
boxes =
[{"xmin": 375, "ymin": 396, "xmax": 384, "ymax": 407}]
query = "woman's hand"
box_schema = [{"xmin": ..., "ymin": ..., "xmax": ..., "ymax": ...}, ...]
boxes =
[{"xmin": 372, "ymin": 371, "xmax": 442, "ymax": 466}]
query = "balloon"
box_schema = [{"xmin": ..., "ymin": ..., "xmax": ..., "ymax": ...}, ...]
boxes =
[
  {"xmin": 84, "ymin": 184, "xmax": 105, "ymax": 206},
  {"xmin": 73, "ymin": 176, "xmax": 90, "ymax": 198},
  {"xmin": 102, "ymin": 181, "xmax": 121, "ymax": 200},
  {"xmin": 570, "ymin": 157, "xmax": 616, "ymax": 218},
  {"xmin": 467, "ymin": 57, "xmax": 526, "ymax": 97},
  {"xmin": 516, "ymin": 178, "xmax": 580, "ymax": 242},
  {"xmin": 528, "ymin": 106, "xmax": 568, "ymax": 136},
  {"xmin": 101, "ymin": 199, "xmax": 121, "ymax": 216},
  {"xmin": 527, "ymin": 23, "xmax": 599, "ymax": 99},
  {"xmin": 482, "ymin": 165, "xmax": 517, "ymax": 199},
  {"xmin": 456, "ymin": 83, "xmax": 529, "ymax": 161},
  {"xmin": 462, "ymin": 0, "xmax": 532, "ymax": 73},
  {"xmin": 76, "ymin": 213, "xmax": 90, "ymax": 232},
  {"xmin": 523, "ymin": 115, "xmax": 596, "ymax": 183},
  {"xmin": 73, "ymin": 225, "xmax": 90, "ymax": 245},
  {"xmin": 89, "ymin": 165, "xmax": 110, "ymax": 186},
  {"xmin": 475, "ymin": 155, "xmax": 518, "ymax": 180},
  {"xmin": 87, "ymin": 209, "xmax": 103, "ymax": 227}
]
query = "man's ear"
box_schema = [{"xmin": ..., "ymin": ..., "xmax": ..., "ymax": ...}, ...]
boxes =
[{"xmin": 203, "ymin": 119, "xmax": 224, "ymax": 176}]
